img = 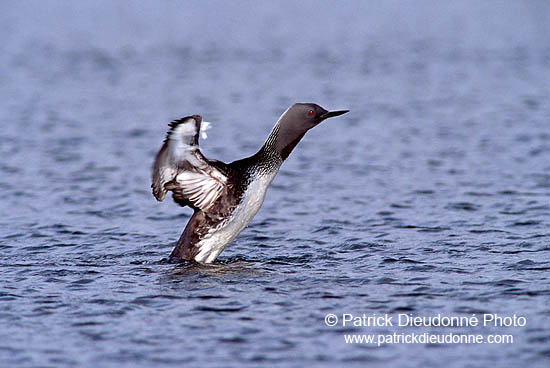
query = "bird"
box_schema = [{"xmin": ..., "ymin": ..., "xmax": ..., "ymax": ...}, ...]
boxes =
[{"xmin": 151, "ymin": 103, "xmax": 348, "ymax": 263}]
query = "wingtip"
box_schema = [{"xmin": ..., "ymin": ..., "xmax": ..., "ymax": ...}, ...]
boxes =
[
  {"xmin": 164, "ymin": 115, "xmax": 204, "ymax": 146},
  {"xmin": 168, "ymin": 115, "xmax": 202, "ymax": 128}
]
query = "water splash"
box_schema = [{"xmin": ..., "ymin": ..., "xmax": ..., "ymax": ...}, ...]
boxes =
[{"xmin": 201, "ymin": 121, "xmax": 212, "ymax": 140}]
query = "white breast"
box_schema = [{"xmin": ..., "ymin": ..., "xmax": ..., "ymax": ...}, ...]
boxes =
[{"xmin": 193, "ymin": 171, "xmax": 277, "ymax": 263}]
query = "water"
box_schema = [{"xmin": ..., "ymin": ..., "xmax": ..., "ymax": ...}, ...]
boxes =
[{"xmin": 1, "ymin": 1, "xmax": 549, "ymax": 367}]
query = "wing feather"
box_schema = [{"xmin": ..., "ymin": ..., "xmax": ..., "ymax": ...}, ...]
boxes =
[{"xmin": 151, "ymin": 115, "xmax": 226, "ymax": 211}]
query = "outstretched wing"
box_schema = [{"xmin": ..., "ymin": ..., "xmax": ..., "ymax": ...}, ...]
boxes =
[{"xmin": 151, "ymin": 115, "xmax": 227, "ymax": 211}]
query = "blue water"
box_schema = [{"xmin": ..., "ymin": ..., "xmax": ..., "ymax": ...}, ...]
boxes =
[{"xmin": 1, "ymin": 1, "xmax": 549, "ymax": 367}]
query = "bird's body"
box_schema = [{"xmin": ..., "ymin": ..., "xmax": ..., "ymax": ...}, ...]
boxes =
[{"xmin": 151, "ymin": 103, "xmax": 348, "ymax": 263}]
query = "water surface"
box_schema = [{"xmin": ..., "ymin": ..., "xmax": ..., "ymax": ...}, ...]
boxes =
[{"xmin": 1, "ymin": 1, "xmax": 549, "ymax": 367}]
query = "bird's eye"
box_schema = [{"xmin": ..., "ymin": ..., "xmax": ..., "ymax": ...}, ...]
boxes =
[{"xmin": 308, "ymin": 110, "xmax": 314, "ymax": 116}]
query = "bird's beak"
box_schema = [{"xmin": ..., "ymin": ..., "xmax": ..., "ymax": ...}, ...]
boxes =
[{"xmin": 320, "ymin": 110, "xmax": 349, "ymax": 120}]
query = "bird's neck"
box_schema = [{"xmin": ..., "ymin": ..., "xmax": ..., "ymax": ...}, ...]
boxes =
[{"xmin": 258, "ymin": 122, "xmax": 306, "ymax": 162}]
